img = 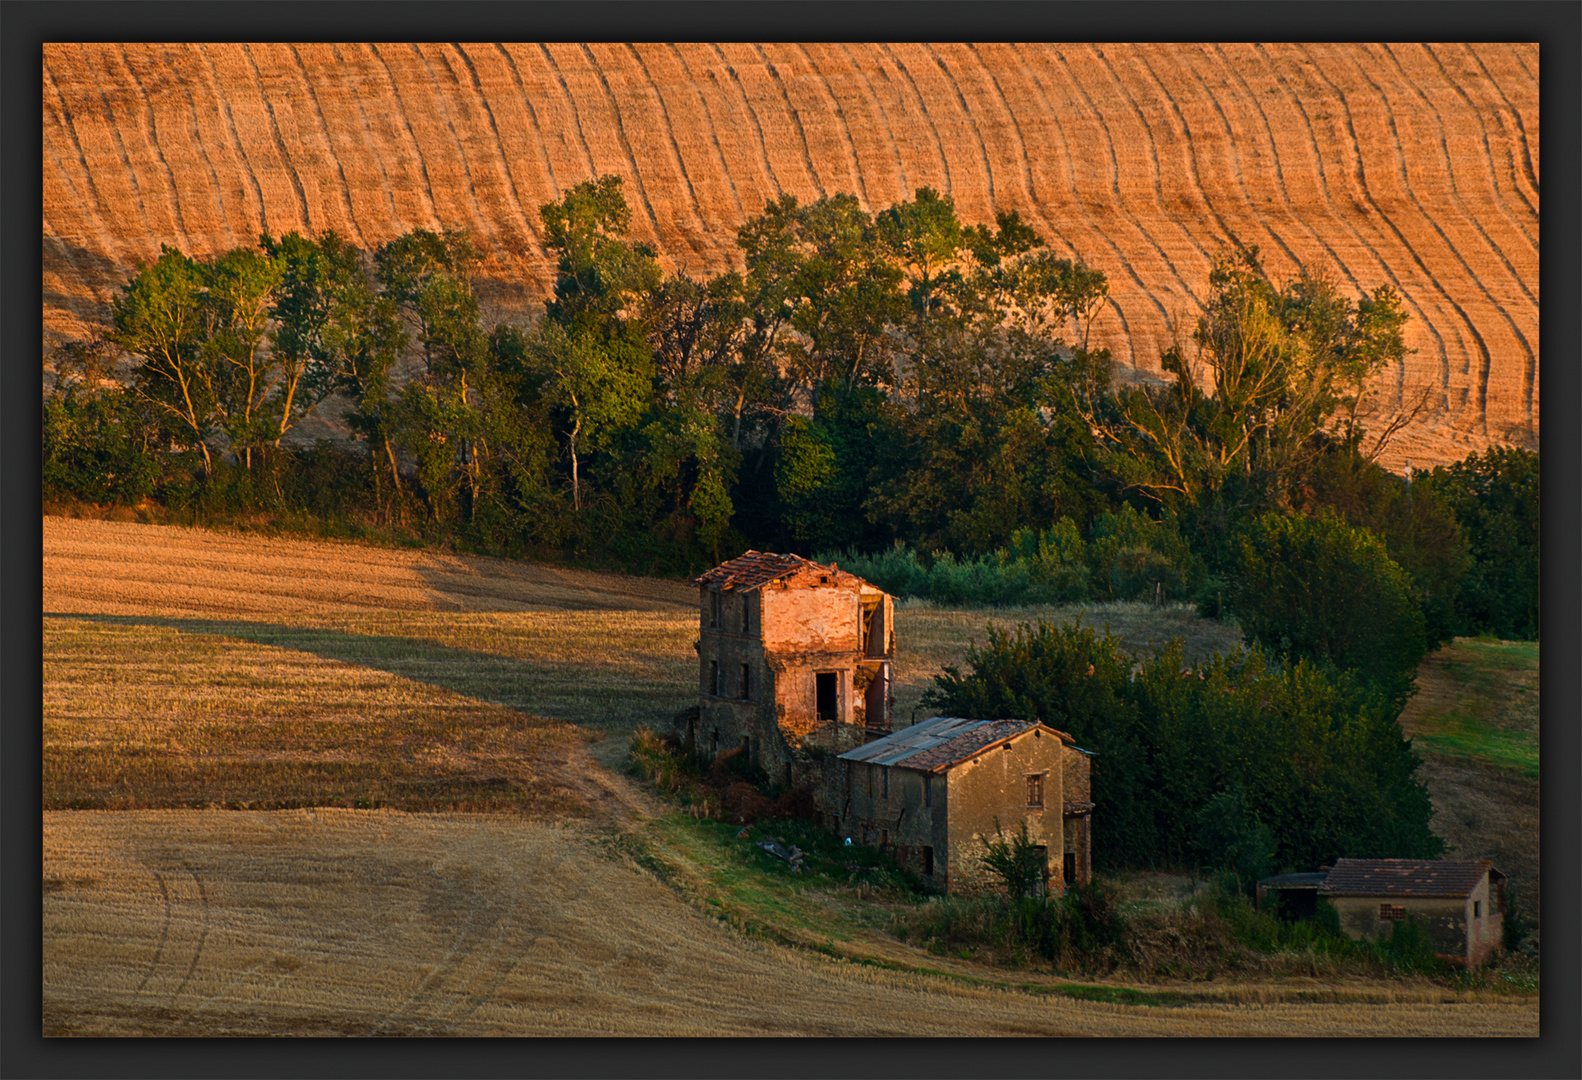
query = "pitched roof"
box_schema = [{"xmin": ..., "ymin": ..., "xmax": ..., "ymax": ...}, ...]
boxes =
[
  {"xmin": 689, "ymin": 551, "xmax": 830, "ymax": 592},
  {"xmin": 838, "ymin": 716, "xmax": 1072, "ymax": 773},
  {"xmin": 1317, "ymin": 859, "xmax": 1497, "ymax": 899}
]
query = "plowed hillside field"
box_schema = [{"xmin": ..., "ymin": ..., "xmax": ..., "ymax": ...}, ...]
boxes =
[{"xmin": 43, "ymin": 43, "xmax": 1537, "ymax": 467}]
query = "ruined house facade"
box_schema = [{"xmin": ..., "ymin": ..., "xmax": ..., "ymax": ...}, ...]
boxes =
[
  {"xmin": 1319, "ymin": 858, "xmax": 1506, "ymax": 966},
  {"xmin": 680, "ymin": 552, "xmax": 1094, "ymax": 895},
  {"xmin": 828, "ymin": 716, "xmax": 1094, "ymax": 894},
  {"xmin": 682, "ymin": 552, "xmax": 895, "ymax": 789}
]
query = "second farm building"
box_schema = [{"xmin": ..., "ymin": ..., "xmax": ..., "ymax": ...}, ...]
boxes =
[{"xmin": 681, "ymin": 551, "xmax": 1093, "ymax": 895}]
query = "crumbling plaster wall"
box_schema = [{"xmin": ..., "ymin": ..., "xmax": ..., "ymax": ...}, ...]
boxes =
[{"xmin": 944, "ymin": 730, "xmax": 1069, "ymax": 896}]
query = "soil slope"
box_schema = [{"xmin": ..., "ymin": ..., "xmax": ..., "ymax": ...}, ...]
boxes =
[{"xmin": 43, "ymin": 43, "xmax": 1537, "ymax": 468}]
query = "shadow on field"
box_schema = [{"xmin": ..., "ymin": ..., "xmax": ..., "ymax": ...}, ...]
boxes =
[{"xmin": 43, "ymin": 612, "xmax": 687, "ymax": 732}]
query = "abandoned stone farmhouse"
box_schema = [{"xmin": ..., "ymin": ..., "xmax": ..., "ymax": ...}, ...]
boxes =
[{"xmin": 680, "ymin": 551, "xmax": 1093, "ymax": 895}]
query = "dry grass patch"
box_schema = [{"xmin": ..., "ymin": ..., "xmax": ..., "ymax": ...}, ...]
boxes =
[
  {"xmin": 1398, "ymin": 638, "xmax": 1540, "ymax": 927},
  {"xmin": 44, "ymin": 617, "xmax": 596, "ymax": 815}
]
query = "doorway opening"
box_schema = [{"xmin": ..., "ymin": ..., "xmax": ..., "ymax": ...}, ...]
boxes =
[{"xmin": 816, "ymin": 671, "xmax": 838, "ymax": 722}]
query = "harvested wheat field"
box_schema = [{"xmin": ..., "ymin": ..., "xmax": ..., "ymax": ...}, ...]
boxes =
[
  {"xmin": 43, "ymin": 43, "xmax": 1537, "ymax": 467},
  {"xmin": 42, "ymin": 811, "xmax": 1538, "ymax": 1037},
  {"xmin": 42, "ymin": 516, "xmax": 1540, "ymax": 1035}
]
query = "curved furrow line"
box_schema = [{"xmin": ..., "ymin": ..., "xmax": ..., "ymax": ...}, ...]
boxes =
[
  {"xmin": 85, "ymin": 45, "xmax": 159, "ymax": 246},
  {"xmin": 1086, "ymin": 47, "xmax": 1203, "ymax": 302},
  {"xmin": 285, "ymin": 44, "xmax": 372, "ymax": 250},
  {"xmin": 370, "ymin": 868, "xmax": 487, "ymax": 1035},
  {"xmin": 366, "ymin": 43, "xmax": 445, "ymax": 230},
  {"xmin": 42, "ymin": 57, "xmax": 129, "ymax": 271},
  {"xmin": 571, "ymin": 43, "xmax": 678, "ymax": 255},
  {"xmin": 1494, "ymin": 45, "xmax": 1540, "ymax": 194},
  {"xmin": 1452, "ymin": 44, "xmax": 1540, "ymax": 225},
  {"xmin": 194, "ymin": 45, "xmax": 272, "ymax": 240},
  {"xmin": 1299, "ymin": 44, "xmax": 1490, "ymax": 432},
  {"xmin": 1121, "ymin": 47, "xmax": 1244, "ymax": 276},
  {"xmin": 162, "ymin": 45, "xmax": 240, "ymax": 252},
  {"xmin": 1206, "ymin": 43, "xmax": 1362, "ymax": 294},
  {"xmin": 1167, "ymin": 45, "xmax": 1304, "ymax": 272},
  {"xmin": 1043, "ymin": 46, "xmax": 1176, "ymax": 347},
  {"xmin": 706, "ymin": 43, "xmax": 784, "ymax": 206},
  {"xmin": 833, "ymin": 43, "xmax": 908, "ymax": 199},
  {"xmin": 961, "ymin": 44, "xmax": 1036, "ymax": 211},
  {"xmin": 532, "ymin": 45, "xmax": 624, "ymax": 193},
  {"xmin": 1346, "ymin": 45, "xmax": 1528, "ymax": 434},
  {"xmin": 405, "ymin": 44, "xmax": 494, "ymax": 240},
  {"xmin": 1003, "ymin": 44, "xmax": 1141, "ymax": 364},
  {"xmin": 665, "ymin": 44, "xmax": 745, "ymax": 220},
  {"xmin": 622, "ymin": 43, "xmax": 714, "ymax": 245},
  {"xmin": 875, "ymin": 43, "xmax": 952, "ymax": 197},
  {"xmin": 133, "ymin": 870, "xmax": 173, "ymax": 997},
  {"xmin": 447, "ymin": 44, "xmax": 538, "ymax": 250},
  {"xmin": 751, "ymin": 43, "xmax": 826, "ymax": 200},
  {"xmin": 41, "ymin": 206, "xmax": 109, "ymax": 337},
  {"xmin": 1252, "ymin": 45, "xmax": 1449, "ymax": 414},
  {"xmin": 169, "ymin": 864, "xmax": 212, "ymax": 1005},
  {"xmin": 114, "ymin": 46, "xmax": 190, "ymax": 244},
  {"xmin": 918, "ymin": 44, "xmax": 997, "ymax": 209},
  {"xmin": 492, "ymin": 44, "xmax": 561, "ymax": 203},
  {"xmin": 240, "ymin": 44, "xmax": 314, "ymax": 234},
  {"xmin": 325, "ymin": 44, "xmax": 403, "ymax": 234},
  {"xmin": 792, "ymin": 44, "xmax": 869, "ymax": 208},
  {"xmin": 1381, "ymin": 44, "xmax": 1538, "ymax": 309}
]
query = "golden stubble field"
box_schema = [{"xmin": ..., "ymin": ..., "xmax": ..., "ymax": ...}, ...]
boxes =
[{"xmin": 42, "ymin": 516, "xmax": 1539, "ymax": 1036}]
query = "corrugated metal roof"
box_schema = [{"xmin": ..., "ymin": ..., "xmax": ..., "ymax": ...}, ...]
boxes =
[
  {"xmin": 1318, "ymin": 859, "xmax": 1495, "ymax": 898},
  {"xmin": 838, "ymin": 716, "xmax": 1071, "ymax": 772},
  {"xmin": 689, "ymin": 551, "xmax": 827, "ymax": 592}
]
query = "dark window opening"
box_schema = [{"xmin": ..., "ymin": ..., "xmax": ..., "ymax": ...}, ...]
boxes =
[
  {"xmin": 687, "ymin": 716, "xmax": 695, "ymax": 746},
  {"xmin": 709, "ymin": 590, "xmax": 720, "ymax": 629},
  {"xmin": 709, "ymin": 660, "xmax": 719, "ymax": 696},
  {"xmin": 1027, "ymin": 773, "xmax": 1044, "ymax": 808},
  {"xmin": 923, "ymin": 845, "xmax": 934, "ymax": 876},
  {"xmin": 710, "ymin": 729, "xmax": 718, "ymax": 755},
  {"xmin": 1380, "ymin": 904, "xmax": 1406, "ymax": 921},
  {"xmin": 742, "ymin": 735, "xmax": 751, "ymax": 762},
  {"xmin": 1063, "ymin": 852, "xmax": 1076, "ymax": 885},
  {"xmin": 742, "ymin": 599, "xmax": 751, "ymax": 634},
  {"xmin": 1473, "ymin": 900, "xmax": 1481, "ymax": 918},
  {"xmin": 740, "ymin": 663, "xmax": 751, "ymax": 700},
  {"xmin": 866, "ymin": 764, "xmax": 875, "ymax": 798},
  {"xmin": 882, "ymin": 766, "xmax": 889, "ymax": 800},
  {"xmin": 879, "ymin": 828, "xmax": 889, "ymax": 851},
  {"xmin": 816, "ymin": 672, "xmax": 838, "ymax": 722},
  {"xmin": 784, "ymin": 761, "xmax": 793, "ymax": 788}
]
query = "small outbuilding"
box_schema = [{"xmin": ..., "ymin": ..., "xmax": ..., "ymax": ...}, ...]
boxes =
[
  {"xmin": 1256, "ymin": 871, "xmax": 1331, "ymax": 921},
  {"xmin": 822, "ymin": 715, "xmax": 1095, "ymax": 895},
  {"xmin": 1318, "ymin": 858, "xmax": 1506, "ymax": 966}
]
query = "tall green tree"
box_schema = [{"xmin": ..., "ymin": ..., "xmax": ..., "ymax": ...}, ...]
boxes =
[{"xmin": 1419, "ymin": 447, "xmax": 1539, "ymax": 639}]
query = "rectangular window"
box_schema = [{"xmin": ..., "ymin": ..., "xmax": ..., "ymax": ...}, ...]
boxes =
[
  {"xmin": 709, "ymin": 590, "xmax": 720, "ymax": 629},
  {"xmin": 922, "ymin": 845, "xmax": 934, "ymax": 876},
  {"xmin": 1380, "ymin": 904, "xmax": 1407, "ymax": 921},
  {"xmin": 867, "ymin": 763, "xmax": 875, "ymax": 798},
  {"xmin": 1027, "ymin": 773, "xmax": 1044, "ymax": 808},
  {"xmin": 709, "ymin": 660, "xmax": 719, "ymax": 696},
  {"xmin": 1473, "ymin": 900, "xmax": 1481, "ymax": 918},
  {"xmin": 740, "ymin": 663, "xmax": 751, "ymax": 700},
  {"xmin": 742, "ymin": 597, "xmax": 751, "ymax": 634}
]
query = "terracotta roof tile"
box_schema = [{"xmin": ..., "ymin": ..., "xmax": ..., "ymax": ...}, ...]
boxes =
[
  {"xmin": 1317, "ymin": 859, "xmax": 1497, "ymax": 899},
  {"xmin": 689, "ymin": 551, "xmax": 828, "ymax": 592}
]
